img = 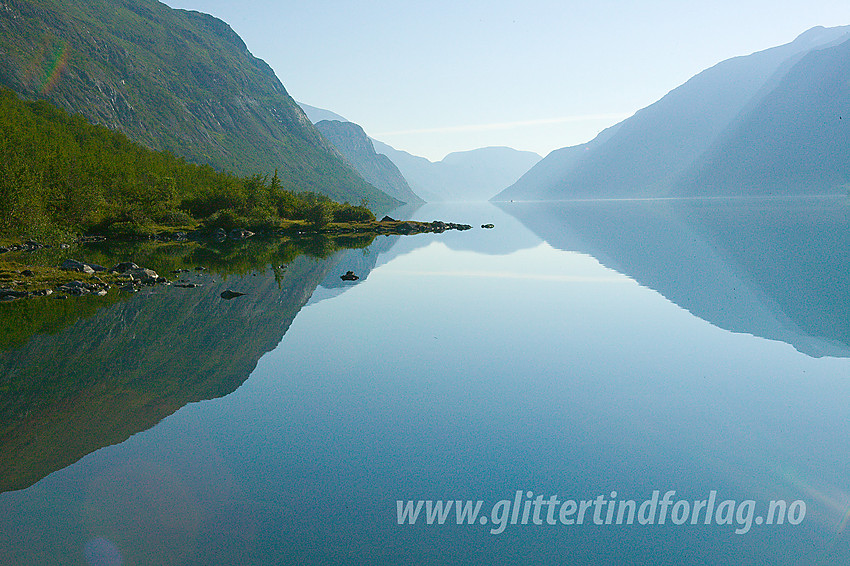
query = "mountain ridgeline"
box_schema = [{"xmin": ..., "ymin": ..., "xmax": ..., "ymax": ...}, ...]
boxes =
[
  {"xmin": 314, "ymin": 120, "xmax": 423, "ymax": 205},
  {"xmin": 0, "ymin": 0, "xmax": 399, "ymax": 211},
  {"xmin": 495, "ymin": 26, "xmax": 850, "ymax": 201}
]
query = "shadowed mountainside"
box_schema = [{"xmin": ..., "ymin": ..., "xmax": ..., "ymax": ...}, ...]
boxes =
[{"xmin": 676, "ymin": 36, "xmax": 850, "ymax": 195}]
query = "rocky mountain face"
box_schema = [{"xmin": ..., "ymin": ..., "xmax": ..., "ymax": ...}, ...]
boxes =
[
  {"xmin": 494, "ymin": 26, "xmax": 850, "ymax": 200},
  {"xmin": 315, "ymin": 120, "xmax": 423, "ymax": 204},
  {"xmin": 0, "ymin": 0, "xmax": 397, "ymax": 210}
]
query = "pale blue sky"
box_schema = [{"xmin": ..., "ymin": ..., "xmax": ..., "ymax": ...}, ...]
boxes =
[{"xmin": 162, "ymin": 0, "xmax": 848, "ymax": 161}]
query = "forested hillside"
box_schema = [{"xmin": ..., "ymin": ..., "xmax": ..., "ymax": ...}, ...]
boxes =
[{"xmin": 0, "ymin": 88, "xmax": 373, "ymax": 240}]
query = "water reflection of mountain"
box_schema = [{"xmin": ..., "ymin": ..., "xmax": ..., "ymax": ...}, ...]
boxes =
[
  {"xmin": 498, "ymin": 197, "xmax": 850, "ymax": 358},
  {"xmin": 313, "ymin": 202, "xmax": 542, "ymax": 301},
  {"xmin": 0, "ymin": 255, "xmax": 338, "ymax": 493}
]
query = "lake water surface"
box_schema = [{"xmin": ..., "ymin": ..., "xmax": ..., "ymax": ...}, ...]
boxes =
[{"xmin": 2, "ymin": 199, "xmax": 850, "ymax": 565}]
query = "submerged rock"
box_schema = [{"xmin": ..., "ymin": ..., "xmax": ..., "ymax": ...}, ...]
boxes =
[{"xmin": 220, "ymin": 289, "xmax": 246, "ymax": 300}]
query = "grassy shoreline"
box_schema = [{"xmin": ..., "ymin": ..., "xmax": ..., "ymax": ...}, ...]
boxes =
[{"xmin": 0, "ymin": 217, "xmax": 472, "ymax": 299}]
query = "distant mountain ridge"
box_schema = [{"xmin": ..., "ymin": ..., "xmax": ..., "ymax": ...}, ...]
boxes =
[
  {"xmin": 298, "ymin": 102, "xmax": 349, "ymax": 124},
  {"xmin": 297, "ymin": 102, "xmax": 541, "ymax": 201},
  {"xmin": 494, "ymin": 25, "xmax": 850, "ymax": 201},
  {"xmin": 0, "ymin": 0, "xmax": 397, "ymax": 210},
  {"xmin": 315, "ymin": 120, "xmax": 424, "ymax": 204},
  {"xmin": 374, "ymin": 142, "xmax": 543, "ymax": 202}
]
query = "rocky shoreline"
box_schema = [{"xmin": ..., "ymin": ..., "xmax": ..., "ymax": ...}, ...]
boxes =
[{"xmin": 0, "ymin": 217, "xmax": 477, "ymax": 301}]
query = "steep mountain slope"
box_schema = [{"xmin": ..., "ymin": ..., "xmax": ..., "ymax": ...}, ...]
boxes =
[
  {"xmin": 494, "ymin": 25, "xmax": 850, "ymax": 200},
  {"xmin": 493, "ymin": 123, "xmax": 621, "ymax": 201},
  {"xmin": 676, "ymin": 36, "xmax": 850, "ymax": 194},
  {"xmin": 315, "ymin": 120, "xmax": 423, "ymax": 204},
  {"xmin": 0, "ymin": 0, "xmax": 397, "ymax": 210}
]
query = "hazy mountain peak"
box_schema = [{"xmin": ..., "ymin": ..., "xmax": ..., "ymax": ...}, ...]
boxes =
[
  {"xmin": 792, "ymin": 24, "xmax": 850, "ymax": 47},
  {"xmin": 494, "ymin": 24, "xmax": 850, "ymax": 201},
  {"xmin": 300, "ymin": 102, "xmax": 542, "ymax": 201}
]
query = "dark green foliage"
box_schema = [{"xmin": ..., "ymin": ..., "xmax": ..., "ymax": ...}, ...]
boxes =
[
  {"xmin": 305, "ymin": 200, "xmax": 334, "ymax": 229},
  {"xmin": 0, "ymin": 88, "xmax": 376, "ymax": 239},
  {"xmin": 332, "ymin": 205, "xmax": 376, "ymax": 223}
]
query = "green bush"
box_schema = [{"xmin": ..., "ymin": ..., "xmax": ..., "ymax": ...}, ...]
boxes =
[
  {"xmin": 332, "ymin": 205, "xmax": 375, "ymax": 223},
  {"xmin": 305, "ymin": 201, "xmax": 333, "ymax": 229}
]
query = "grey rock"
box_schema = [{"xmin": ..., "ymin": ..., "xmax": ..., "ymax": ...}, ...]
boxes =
[
  {"xmin": 110, "ymin": 262, "xmax": 140, "ymax": 273},
  {"xmin": 60, "ymin": 259, "xmax": 95, "ymax": 274},
  {"xmin": 127, "ymin": 267, "xmax": 159, "ymax": 284}
]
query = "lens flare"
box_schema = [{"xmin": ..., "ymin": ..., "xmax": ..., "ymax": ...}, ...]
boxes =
[
  {"xmin": 24, "ymin": 38, "xmax": 70, "ymax": 95},
  {"xmin": 38, "ymin": 41, "xmax": 69, "ymax": 95}
]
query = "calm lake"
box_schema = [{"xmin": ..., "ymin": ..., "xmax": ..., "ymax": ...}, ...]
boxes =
[{"xmin": 2, "ymin": 198, "xmax": 850, "ymax": 565}]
